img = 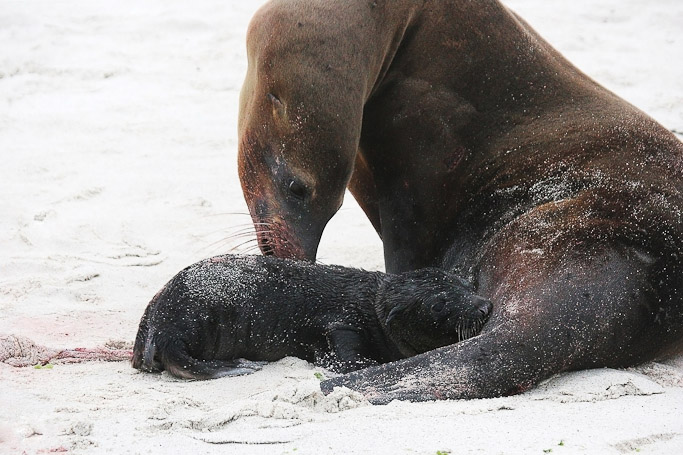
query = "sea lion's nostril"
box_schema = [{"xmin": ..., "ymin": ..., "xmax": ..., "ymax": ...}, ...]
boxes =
[{"xmin": 475, "ymin": 299, "xmax": 493, "ymax": 318}]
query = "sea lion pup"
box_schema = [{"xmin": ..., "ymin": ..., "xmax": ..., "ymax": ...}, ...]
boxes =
[
  {"xmin": 132, "ymin": 255, "xmax": 492, "ymax": 379},
  {"xmin": 237, "ymin": 0, "xmax": 683, "ymax": 402}
]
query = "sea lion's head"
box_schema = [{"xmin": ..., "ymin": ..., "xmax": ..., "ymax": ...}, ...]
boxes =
[
  {"xmin": 237, "ymin": 4, "xmax": 364, "ymax": 260},
  {"xmin": 237, "ymin": 93, "xmax": 353, "ymax": 260},
  {"xmin": 381, "ymin": 268, "xmax": 493, "ymax": 355}
]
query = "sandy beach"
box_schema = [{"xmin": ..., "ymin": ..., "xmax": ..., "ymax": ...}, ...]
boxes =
[{"xmin": 1, "ymin": 0, "xmax": 682, "ymax": 453}]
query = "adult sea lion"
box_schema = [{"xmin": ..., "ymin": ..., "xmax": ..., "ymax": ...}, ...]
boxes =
[
  {"xmin": 132, "ymin": 255, "xmax": 492, "ymax": 378},
  {"xmin": 236, "ymin": 0, "xmax": 683, "ymax": 402}
]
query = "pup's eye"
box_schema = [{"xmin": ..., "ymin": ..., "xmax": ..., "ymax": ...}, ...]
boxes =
[
  {"xmin": 288, "ymin": 179, "xmax": 308, "ymax": 200},
  {"xmin": 431, "ymin": 301, "xmax": 446, "ymax": 313}
]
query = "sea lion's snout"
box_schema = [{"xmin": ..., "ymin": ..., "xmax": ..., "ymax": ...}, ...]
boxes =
[
  {"xmin": 471, "ymin": 297, "xmax": 493, "ymax": 320},
  {"xmin": 247, "ymin": 207, "xmax": 319, "ymax": 260},
  {"xmin": 258, "ymin": 221, "xmax": 320, "ymax": 261},
  {"xmin": 242, "ymin": 183, "xmax": 332, "ymax": 261},
  {"xmin": 451, "ymin": 296, "xmax": 493, "ymax": 342}
]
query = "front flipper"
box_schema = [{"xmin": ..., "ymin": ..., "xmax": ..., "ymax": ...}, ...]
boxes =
[
  {"xmin": 321, "ymin": 243, "xmax": 677, "ymax": 403},
  {"xmin": 321, "ymin": 326, "xmax": 378, "ymax": 373},
  {"xmin": 320, "ymin": 323, "xmax": 552, "ymax": 403}
]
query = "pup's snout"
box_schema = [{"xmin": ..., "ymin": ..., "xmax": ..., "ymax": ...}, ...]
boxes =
[{"xmin": 472, "ymin": 297, "xmax": 493, "ymax": 319}]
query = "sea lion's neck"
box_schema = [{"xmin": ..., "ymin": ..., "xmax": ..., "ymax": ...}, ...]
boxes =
[
  {"xmin": 245, "ymin": 0, "xmax": 425, "ymax": 147},
  {"xmin": 366, "ymin": 271, "xmax": 408, "ymax": 360},
  {"xmin": 349, "ymin": 270, "xmax": 386, "ymax": 326},
  {"xmin": 312, "ymin": 265, "xmax": 385, "ymax": 318},
  {"xmin": 371, "ymin": 273, "xmax": 399, "ymax": 331}
]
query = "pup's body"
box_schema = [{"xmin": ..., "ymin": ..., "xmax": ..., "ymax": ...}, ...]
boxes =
[{"xmin": 132, "ymin": 255, "xmax": 492, "ymax": 379}]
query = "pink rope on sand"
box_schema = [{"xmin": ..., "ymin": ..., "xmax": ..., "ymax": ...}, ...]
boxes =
[
  {"xmin": 0, "ymin": 334, "xmax": 133, "ymax": 367},
  {"xmin": 52, "ymin": 347, "xmax": 134, "ymax": 364}
]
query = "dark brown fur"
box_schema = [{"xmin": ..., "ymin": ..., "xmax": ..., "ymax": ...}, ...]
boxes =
[{"xmin": 236, "ymin": 0, "xmax": 683, "ymax": 402}]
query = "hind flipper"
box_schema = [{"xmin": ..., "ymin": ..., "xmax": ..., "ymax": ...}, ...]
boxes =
[
  {"xmin": 206, "ymin": 359, "xmax": 267, "ymax": 378},
  {"xmin": 165, "ymin": 357, "xmax": 267, "ymax": 380},
  {"xmin": 321, "ymin": 327, "xmax": 378, "ymax": 373}
]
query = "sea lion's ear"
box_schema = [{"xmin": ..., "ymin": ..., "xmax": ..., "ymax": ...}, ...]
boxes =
[
  {"xmin": 386, "ymin": 298, "xmax": 419, "ymax": 329},
  {"xmin": 267, "ymin": 93, "xmax": 286, "ymax": 121}
]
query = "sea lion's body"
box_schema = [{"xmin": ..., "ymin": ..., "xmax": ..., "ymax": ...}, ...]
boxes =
[
  {"xmin": 234, "ymin": 0, "xmax": 683, "ymax": 402},
  {"xmin": 132, "ymin": 255, "xmax": 491, "ymax": 378}
]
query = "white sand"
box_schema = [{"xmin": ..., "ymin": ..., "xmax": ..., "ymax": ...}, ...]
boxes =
[{"xmin": 1, "ymin": 0, "xmax": 682, "ymax": 453}]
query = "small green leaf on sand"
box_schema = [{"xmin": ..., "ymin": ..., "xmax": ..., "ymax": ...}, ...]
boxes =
[{"xmin": 314, "ymin": 372, "xmax": 325, "ymax": 381}]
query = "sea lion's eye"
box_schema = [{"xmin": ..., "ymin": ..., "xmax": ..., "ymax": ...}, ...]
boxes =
[
  {"xmin": 431, "ymin": 300, "xmax": 446, "ymax": 313},
  {"xmin": 288, "ymin": 179, "xmax": 308, "ymax": 200},
  {"xmin": 267, "ymin": 93, "xmax": 286, "ymax": 119}
]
